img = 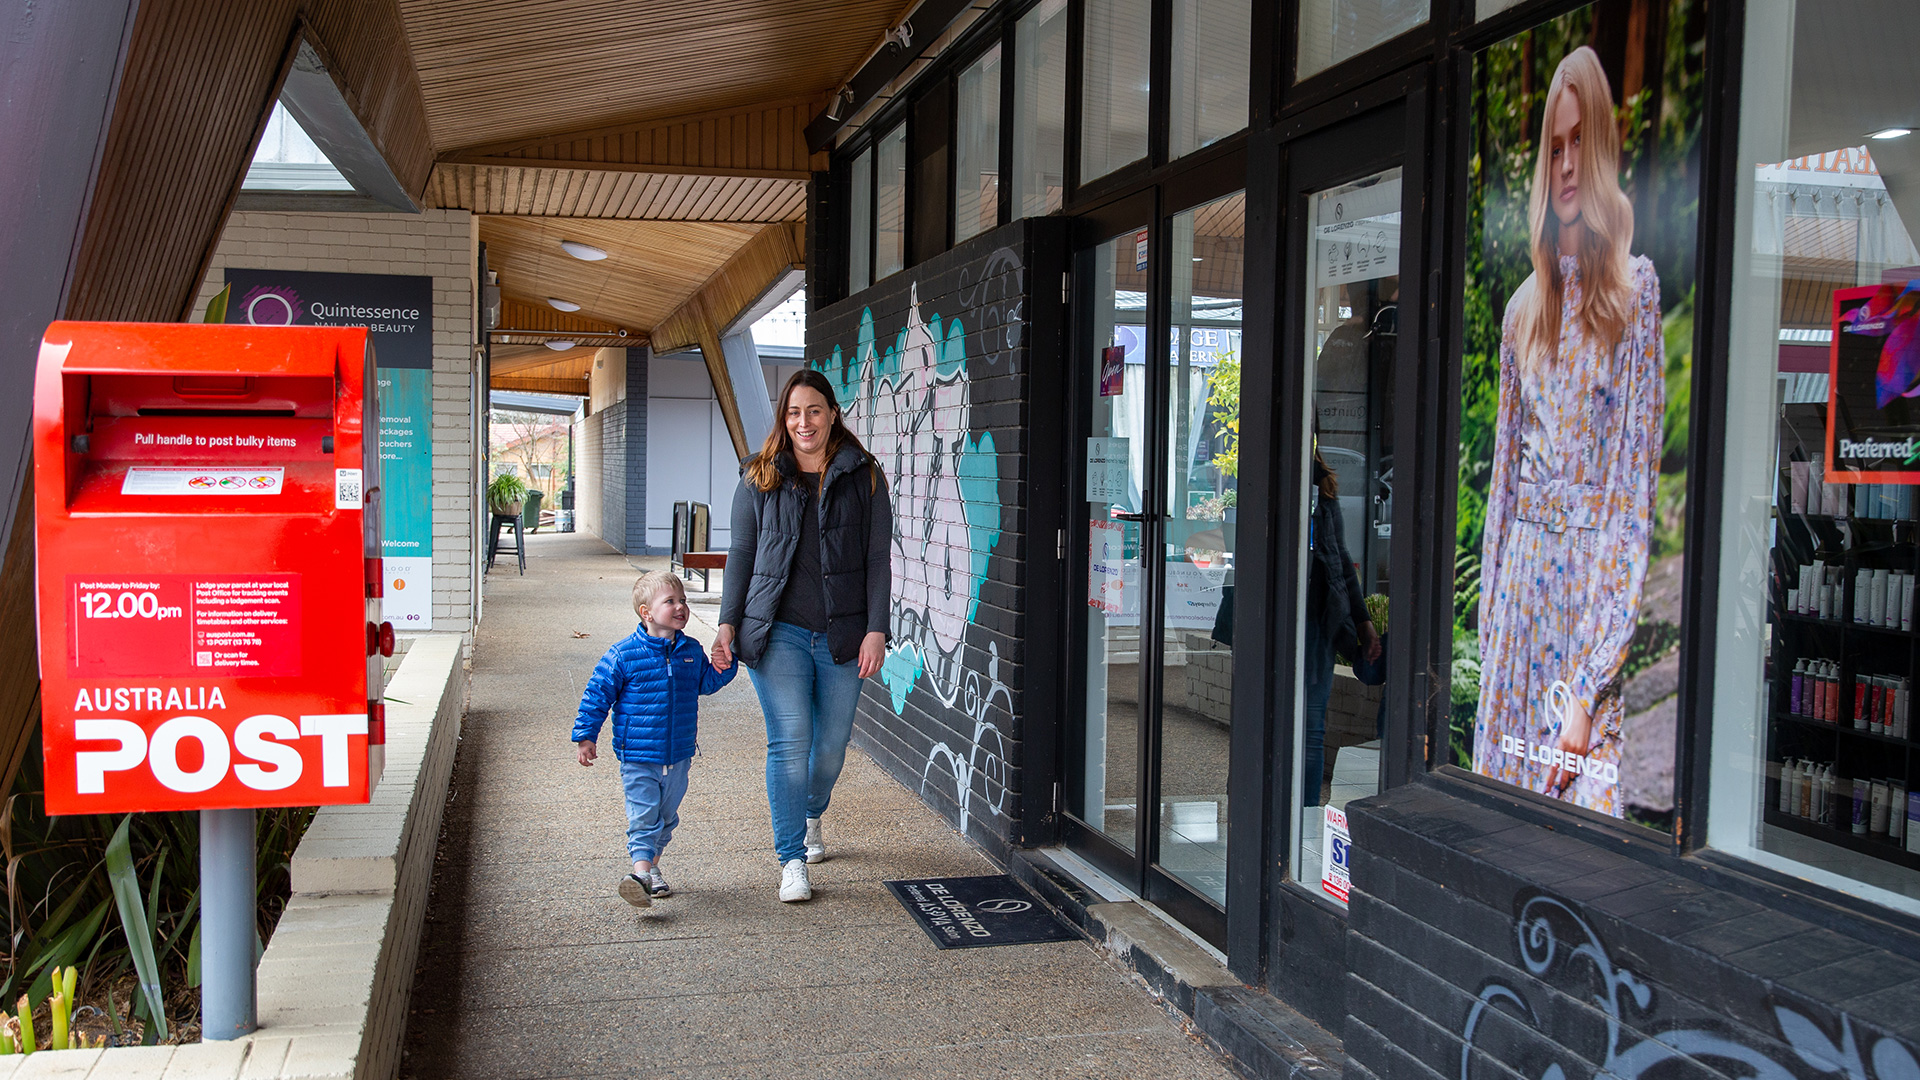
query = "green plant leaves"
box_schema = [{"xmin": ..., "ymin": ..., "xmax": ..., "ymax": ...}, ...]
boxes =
[{"xmin": 104, "ymin": 816, "xmax": 167, "ymax": 1042}]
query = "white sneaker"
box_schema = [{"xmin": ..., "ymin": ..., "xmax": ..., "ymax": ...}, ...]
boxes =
[
  {"xmin": 804, "ymin": 817, "xmax": 826, "ymax": 863},
  {"xmin": 779, "ymin": 858, "xmax": 812, "ymax": 902}
]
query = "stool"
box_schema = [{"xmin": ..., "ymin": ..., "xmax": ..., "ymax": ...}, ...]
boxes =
[{"xmin": 488, "ymin": 511, "xmax": 525, "ymax": 575}]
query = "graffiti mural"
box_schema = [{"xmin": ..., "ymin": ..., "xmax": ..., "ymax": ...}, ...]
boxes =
[
  {"xmin": 814, "ymin": 237, "xmax": 1030, "ymax": 842},
  {"xmin": 1462, "ymin": 891, "xmax": 1920, "ymax": 1080}
]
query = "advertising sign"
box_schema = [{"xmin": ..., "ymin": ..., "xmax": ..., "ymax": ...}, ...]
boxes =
[
  {"xmin": 226, "ymin": 269, "xmax": 434, "ymax": 628},
  {"xmin": 1451, "ymin": 5, "xmax": 1703, "ymax": 831},
  {"xmin": 1320, "ymin": 806, "xmax": 1352, "ymax": 903},
  {"xmin": 1089, "ymin": 518, "xmax": 1131, "ymax": 616},
  {"xmin": 1085, "ymin": 437, "xmax": 1130, "ymax": 502},
  {"xmin": 1827, "ymin": 282, "xmax": 1920, "ymax": 482}
]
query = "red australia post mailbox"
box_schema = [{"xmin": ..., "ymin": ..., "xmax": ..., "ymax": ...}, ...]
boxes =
[{"xmin": 34, "ymin": 323, "xmax": 389, "ymax": 815}]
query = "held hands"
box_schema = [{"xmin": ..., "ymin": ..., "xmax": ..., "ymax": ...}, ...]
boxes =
[
  {"xmin": 710, "ymin": 625, "xmax": 735, "ymax": 672},
  {"xmin": 858, "ymin": 631, "xmax": 887, "ymax": 679},
  {"xmin": 575, "ymin": 739, "xmax": 597, "ymax": 767}
]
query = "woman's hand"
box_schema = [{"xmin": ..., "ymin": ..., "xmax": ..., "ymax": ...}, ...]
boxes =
[
  {"xmin": 1359, "ymin": 621, "xmax": 1382, "ymax": 664},
  {"xmin": 575, "ymin": 739, "xmax": 597, "ymax": 767},
  {"xmin": 1546, "ymin": 695, "xmax": 1593, "ymax": 797},
  {"xmin": 710, "ymin": 625, "xmax": 735, "ymax": 672},
  {"xmin": 857, "ymin": 632, "xmax": 887, "ymax": 679}
]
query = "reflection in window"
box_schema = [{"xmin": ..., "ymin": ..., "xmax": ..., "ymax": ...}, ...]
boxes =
[
  {"xmin": 1711, "ymin": 3, "xmax": 1920, "ymax": 916},
  {"xmin": 955, "ymin": 45, "xmax": 1003, "ymax": 245},
  {"xmin": 1013, "ymin": 0, "xmax": 1067, "ymax": 217},
  {"xmin": 875, "ymin": 124, "xmax": 907, "ymax": 280},
  {"xmin": 849, "ymin": 147, "xmax": 872, "ymax": 293},
  {"xmin": 1157, "ymin": 193, "xmax": 1246, "ymax": 908},
  {"xmin": 1296, "ymin": 0, "xmax": 1428, "ymax": 81},
  {"xmin": 1170, "ymin": 0, "xmax": 1250, "ymax": 158},
  {"xmin": 1296, "ymin": 170, "xmax": 1399, "ymax": 908},
  {"xmin": 1081, "ymin": 0, "xmax": 1152, "ymax": 183}
]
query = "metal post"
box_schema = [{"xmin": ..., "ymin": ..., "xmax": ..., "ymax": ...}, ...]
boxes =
[{"xmin": 200, "ymin": 807, "xmax": 257, "ymax": 1039}]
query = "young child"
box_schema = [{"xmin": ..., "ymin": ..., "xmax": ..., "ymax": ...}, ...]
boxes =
[{"xmin": 573, "ymin": 570, "xmax": 736, "ymax": 907}]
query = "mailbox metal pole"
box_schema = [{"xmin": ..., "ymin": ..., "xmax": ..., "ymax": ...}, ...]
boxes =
[{"xmin": 200, "ymin": 807, "xmax": 257, "ymax": 1039}]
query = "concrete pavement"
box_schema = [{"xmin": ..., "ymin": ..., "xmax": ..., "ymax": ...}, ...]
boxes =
[{"xmin": 399, "ymin": 532, "xmax": 1238, "ymax": 1080}]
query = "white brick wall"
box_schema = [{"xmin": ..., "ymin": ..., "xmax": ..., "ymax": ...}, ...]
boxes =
[{"xmin": 194, "ymin": 210, "xmax": 481, "ymax": 645}]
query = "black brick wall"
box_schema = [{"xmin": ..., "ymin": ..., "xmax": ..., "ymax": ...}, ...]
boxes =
[
  {"xmin": 807, "ymin": 219, "xmax": 1054, "ymax": 862},
  {"xmin": 1345, "ymin": 785, "xmax": 1920, "ymax": 1080}
]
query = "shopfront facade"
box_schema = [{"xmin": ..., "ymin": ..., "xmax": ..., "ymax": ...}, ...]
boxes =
[{"xmin": 807, "ymin": 0, "xmax": 1920, "ymax": 1072}]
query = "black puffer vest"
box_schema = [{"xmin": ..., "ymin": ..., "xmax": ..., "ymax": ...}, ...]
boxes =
[{"xmin": 733, "ymin": 444, "xmax": 879, "ymax": 667}]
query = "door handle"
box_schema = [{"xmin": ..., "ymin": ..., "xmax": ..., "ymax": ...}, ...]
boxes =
[{"xmin": 1112, "ymin": 511, "xmax": 1150, "ymax": 522}]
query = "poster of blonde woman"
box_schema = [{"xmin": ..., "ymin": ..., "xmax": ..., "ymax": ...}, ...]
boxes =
[{"xmin": 1454, "ymin": 3, "xmax": 1702, "ymax": 829}]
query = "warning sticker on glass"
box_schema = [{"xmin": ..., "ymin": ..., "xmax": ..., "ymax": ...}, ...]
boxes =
[
  {"xmin": 68, "ymin": 575, "xmax": 302, "ymax": 678},
  {"xmin": 121, "ymin": 467, "xmax": 284, "ymax": 496}
]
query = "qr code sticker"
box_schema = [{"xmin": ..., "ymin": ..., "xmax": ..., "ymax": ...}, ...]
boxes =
[
  {"xmin": 196, "ymin": 651, "xmax": 213, "ymax": 666},
  {"xmin": 335, "ymin": 468, "xmax": 363, "ymax": 509}
]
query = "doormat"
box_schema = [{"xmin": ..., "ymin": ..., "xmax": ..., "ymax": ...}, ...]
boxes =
[{"xmin": 884, "ymin": 875, "xmax": 1078, "ymax": 949}]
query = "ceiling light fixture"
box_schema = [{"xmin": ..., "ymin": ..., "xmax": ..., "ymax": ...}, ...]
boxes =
[
  {"xmin": 559, "ymin": 240, "xmax": 609, "ymax": 261},
  {"xmin": 825, "ymin": 86, "xmax": 856, "ymax": 122},
  {"xmin": 547, "ymin": 298, "xmax": 581, "ymax": 312},
  {"xmin": 545, "ymin": 340, "xmax": 577, "ymax": 351},
  {"xmin": 1871, "ymin": 128, "xmax": 1913, "ymax": 140}
]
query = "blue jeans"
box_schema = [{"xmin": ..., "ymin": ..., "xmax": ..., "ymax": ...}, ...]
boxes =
[
  {"xmin": 1302, "ymin": 622, "xmax": 1335, "ymax": 806},
  {"xmin": 620, "ymin": 756, "xmax": 692, "ymax": 863},
  {"xmin": 748, "ymin": 621, "xmax": 865, "ymax": 864}
]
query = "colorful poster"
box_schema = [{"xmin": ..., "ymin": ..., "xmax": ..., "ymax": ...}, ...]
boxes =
[
  {"xmin": 1320, "ymin": 805, "xmax": 1351, "ymax": 904},
  {"xmin": 1451, "ymin": 3, "xmax": 1703, "ymax": 831},
  {"xmin": 225, "ymin": 269, "xmax": 434, "ymax": 629},
  {"xmin": 1099, "ymin": 344, "xmax": 1126, "ymax": 397},
  {"xmin": 1828, "ymin": 282, "xmax": 1920, "ymax": 482}
]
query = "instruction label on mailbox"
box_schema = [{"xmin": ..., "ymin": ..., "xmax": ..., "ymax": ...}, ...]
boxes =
[
  {"xmin": 68, "ymin": 575, "xmax": 302, "ymax": 678},
  {"xmin": 120, "ymin": 466, "xmax": 284, "ymax": 495}
]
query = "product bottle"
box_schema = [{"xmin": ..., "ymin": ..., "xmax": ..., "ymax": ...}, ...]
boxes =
[
  {"xmin": 1893, "ymin": 783, "xmax": 1908, "ymax": 842},
  {"xmin": 1855, "ymin": 778, "xmax": 1872, "ymax": 834},
  {"xmin": 1873, "ymin": 779, "xmax": 1891, "ymax": 835},
  {"xmin": 1792, "ymin": 659, "xmax": 1807, "ymax": 714}
]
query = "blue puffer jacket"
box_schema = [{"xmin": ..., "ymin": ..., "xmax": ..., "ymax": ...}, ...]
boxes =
[{"xmin": 570, "ymin": 629, "xmax": 736, "ymax": 764}]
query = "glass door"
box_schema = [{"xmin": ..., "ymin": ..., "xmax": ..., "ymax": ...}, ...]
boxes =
[
  {"xmin": 1067, "ymin": 186, "xmax": 1244, "ymax": 945},
  {"xmin": 1072, "ymin": 216, "xmax": 1152, "ymax": 864}
]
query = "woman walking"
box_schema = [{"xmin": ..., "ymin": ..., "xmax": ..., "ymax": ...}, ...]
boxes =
[{"xmin": 713, "ymin": 370, "xmax": 892, "ymax": 901}]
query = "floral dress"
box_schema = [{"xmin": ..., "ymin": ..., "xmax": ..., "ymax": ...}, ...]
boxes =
[{"xmin": 1473, "ymin": 253, "xmax": 1664, "ymax": 817}]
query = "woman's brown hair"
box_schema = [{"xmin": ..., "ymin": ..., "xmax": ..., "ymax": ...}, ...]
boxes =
[{"xmin": 744, "ymin": 369, "xmax": 876, "ymax": 492}]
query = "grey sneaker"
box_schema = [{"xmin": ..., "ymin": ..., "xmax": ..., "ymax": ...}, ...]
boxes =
[
  {"xmin": 779, "ymin": 858, "xmax": 812, "ymax": 902},
  {"xmin": 618, "ymin": 873, "xmax": 653, "ymax": 908},
  {"xmin": 645, "ymin": 867, "xmax": 671, "ymax": 897},
  {"xmin": 804, "ymin": 817, "xmax": 826, "ymax": 864}
]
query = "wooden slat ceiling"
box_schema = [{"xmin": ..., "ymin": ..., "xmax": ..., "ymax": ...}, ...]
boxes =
[
  {"xmin": 397, "ymin": 0, "xmax": 907, "ymax": 152},
  {"xmin": 433, "ymin": 166, "xmax": 805, "ymax": 222},
  {"xmin": 489, "ymin": 345, "xmax": 593, "ymax": 395},
  {"xmin": 481, "ymin": 216, "xmax": 764, "ymax": 344}
]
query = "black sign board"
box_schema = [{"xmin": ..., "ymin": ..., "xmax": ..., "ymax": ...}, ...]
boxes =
[
  {"xmin": 224, "ymin": 268, "xmax": 434, "ymax": 370},
  {"xmin": 884, "ymin": 875, "xmax": 1077, "ymax": 949}
]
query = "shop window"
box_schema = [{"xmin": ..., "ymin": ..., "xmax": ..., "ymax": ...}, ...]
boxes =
[
  {"xmin": 875, "ymin": 123, "xmax": 908, "ymax": 280},
  {"xmin": 1297, "ymin": 169, "xmax": 1399, "ymax": 906},
  {"xmin": 1081, "ymin": 0, "xmax": 1152, "ymax": 183},
  {"xmin": 1449, "ymin": 5, "xmax": 1705, "ymax": 834},
  {"xmin": 1295, "ymin": 0, "xmax": 1428, "ymax": 81},
  {"xmin": 955, "ymin": 45, "xmax": 1003, "ymax": 244},
  {"xmin": 1170, "ymin": 0, "xmax": 1250, "ymax": 158},
  {"xmin": 848, "ymin": 148, "xmax": 873, "ymax": 293},
  {"xmin": 1013, "ymin": 0, "xmax": 1066, "ymax": 217},
  {"xmin": 1710, "ymin": 1, "xmax": 1920, "ymax": 914}
]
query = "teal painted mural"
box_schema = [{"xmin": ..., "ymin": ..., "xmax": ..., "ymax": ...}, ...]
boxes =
[{"xmin": 819, "ymin": 258, "xmax": 1023, "ymax": 834}]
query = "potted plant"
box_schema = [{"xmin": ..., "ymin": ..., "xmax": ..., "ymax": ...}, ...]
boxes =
[{"xmin": 487, "ymin": 472, "xmax": 528, "ymax": 516}]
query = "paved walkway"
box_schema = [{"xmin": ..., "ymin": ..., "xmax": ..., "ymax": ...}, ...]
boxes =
[{"xmin": 400, "ymin": 532, "xmax": 1236, "ymax": 1080}]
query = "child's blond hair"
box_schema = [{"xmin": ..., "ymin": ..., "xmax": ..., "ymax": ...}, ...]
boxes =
[{"xmin": 632, "ymin": 570, "xmax": 686, "ymax": 615}]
